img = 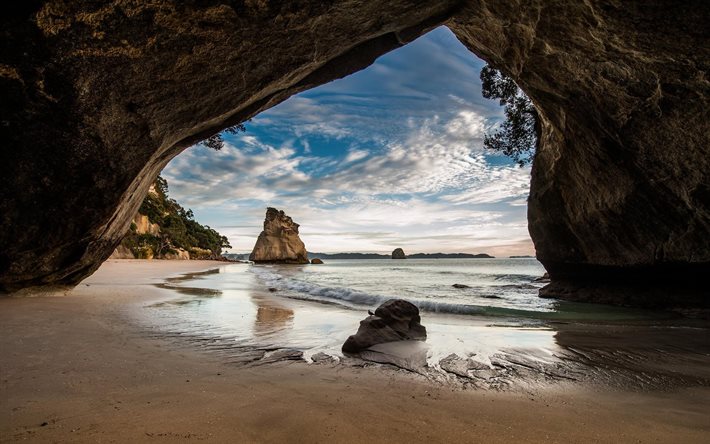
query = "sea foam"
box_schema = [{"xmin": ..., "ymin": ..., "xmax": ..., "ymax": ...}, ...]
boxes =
[{"xmin": 250, "ymin": 266, "xmax": 490, "ymax": 315}]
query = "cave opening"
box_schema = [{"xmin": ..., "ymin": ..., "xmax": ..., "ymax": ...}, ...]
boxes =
[
  {"xmin": 3, "ymin": 6, "xmax": 709, "ymax": 429},
  {"xmin": 153, "ymin": 26, "xmax": 535, "ymax": 260},
  {"xmin": 2, "ymin": 1, "xmax": 706, "ymax": 310}
]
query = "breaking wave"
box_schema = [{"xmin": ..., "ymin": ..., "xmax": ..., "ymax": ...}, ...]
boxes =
[{"xmin": 250, "ymin": 266, "xmax": 551, "ymax": 318}]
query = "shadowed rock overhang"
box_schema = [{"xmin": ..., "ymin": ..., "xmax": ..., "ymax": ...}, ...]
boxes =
[{"xmin": 0, "ymin": 1, "xmax": 708, "ymax": 306}]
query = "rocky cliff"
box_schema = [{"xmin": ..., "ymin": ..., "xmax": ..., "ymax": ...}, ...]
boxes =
[
  {"xmin": 111, "ymin": 176, "xmax": 230, "ymax": 260},
  {"xmin": 249, "ymin": 208, "xmax": 308, "ymax": 264},
  {"xmin": 132, "ymin": 214, "xmax": 161, "ymax": 237},
  {"xmin": 0, "ymin": 1, "xmax": 708, "ymax": 306},
  {"xmin": 449, "ymin": 2, "xmax": 710, "ymax": 305}
]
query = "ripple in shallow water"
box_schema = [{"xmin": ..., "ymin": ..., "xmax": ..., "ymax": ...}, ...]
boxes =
[{"xmin": 135, "ymin": 262, "xmax": 710, "ymax": 391}]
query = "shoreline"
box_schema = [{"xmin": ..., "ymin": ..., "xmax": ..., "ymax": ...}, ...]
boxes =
[
  {"xmin": 2, "ymin": 260, "xmax": 710, "ymax": 443},
  {"xmin": 140, "ymin": 260, "xmax": 710, "ymax": 391}
]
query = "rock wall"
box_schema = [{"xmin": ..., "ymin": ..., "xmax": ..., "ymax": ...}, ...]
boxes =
[
  {"xmin": 0, "ymin": 1, "xmax": 708, "ymax": 305},
  {"xmin": 132, "ymin": 214, "xmax": 160, "ymax": 237},
  {"xmin": 163, "ymin": 249, "xmax": 190, "ymax": 260},
  {"xmin": 250, "ymin": 208, "xmax": 308, "ymax": 264},
  {"xmin": 109, "ymin": 244, "xmax": 134, "ymax": 260},
  {"xmin": 447, "ymin": 1, "xmax": 710, "ymax": 304}
]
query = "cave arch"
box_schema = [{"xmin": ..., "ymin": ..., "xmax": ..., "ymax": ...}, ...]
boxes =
[{"xmin": 1, "ymin": 1, "xmax": 708, "ymax": 305}]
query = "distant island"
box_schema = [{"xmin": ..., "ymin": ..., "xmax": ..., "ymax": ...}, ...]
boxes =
[
  {"xmin": 310, "ymin": 253, "xmax": 392, "ymax": 260},
  {"xmin": 225, "ymin": 252, "xmax": 496, "ymax": 260},
  {"xmin": 509, "ymin": 255, "xmax": 535, "ymax": 258},
  {"xmin": 408, "ymin": 253, "xmax": 494, "ymax": 259}
]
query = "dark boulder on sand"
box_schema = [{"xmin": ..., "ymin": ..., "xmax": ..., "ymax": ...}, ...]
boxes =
[{"xmin": 342, "ymin": 299, "xmax": 426, "ymax": 354}]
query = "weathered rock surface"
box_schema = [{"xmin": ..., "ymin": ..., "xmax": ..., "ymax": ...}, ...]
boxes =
[
  {"xmin": 109, "ymin": 244, "xmax": 134, "ymax": 260},
  {"xmin": 534, "ymin": 273, "xmax": 550, "ymax": 283},
  {"xmin": 132, "ymin": 214, "xmax": 160, "ymax": 237},
  {"xmin": 108, "ymin": 213, "xmax": 159, "ymax": 259},
  {"xmin": 391, "ymin": 248, "xmax": 406, "ymax": 259},
  {"xmin": 447, "ymin": 2, "xmax": 710, "ymax": 306},
  {"xmin": 0, "ymin": 2, "xmax": 708, "ymax": 305},
  {"xmin": 439, "ymin": 353, "xmax": 490, "ymax": 379},
  {"xmin": 342, "ymin": 299, "xmax": 427, "ymax": 354},
  {"xmin": 310, "ymin": 352, "xmax": 337, "ymax": 364},
  {"xmin": 164, "ymin": 248, "xmax": 190, "ymax": 260},
  {"xmin": 310, "ymin": 258, "xmax": 324, "ymax": 264},
  {"xmin": 249, "ymin": 208, "xmax": 308, "ymax": 264},
  {"xmin": 359, "ymin": 341, "xmax": 429, "ymax": 373}
]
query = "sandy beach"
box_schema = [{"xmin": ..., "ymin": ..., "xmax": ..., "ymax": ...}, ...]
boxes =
[{"xmin": 2, "ymin": 260, "xmax": 709, "ymax": 443}]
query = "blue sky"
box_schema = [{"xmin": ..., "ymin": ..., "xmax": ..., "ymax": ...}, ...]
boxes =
[{"xmin": 162, "ymin": 27, "xmax": 533, "ymax": 256}]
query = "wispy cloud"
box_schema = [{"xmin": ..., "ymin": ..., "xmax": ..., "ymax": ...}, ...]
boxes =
[{"xmin": 162, "ymin": 26, "xmax": 533, "ymax": 256}]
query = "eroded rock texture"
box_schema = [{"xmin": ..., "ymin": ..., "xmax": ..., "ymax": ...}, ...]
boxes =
[
  {"xmin": 0, "ymin": 0, "xmax": 459, "ymax": 291},
  {"xmin": 447, "ymin": 1, "xmax": 710, "ymax": 305},
  {"xmin": 1, "ymin": 1, "xmax": 708, "ymax": 305},
  {"xmin": 250, "ymin": 208, "xmax": 308, "ymax": 264}
]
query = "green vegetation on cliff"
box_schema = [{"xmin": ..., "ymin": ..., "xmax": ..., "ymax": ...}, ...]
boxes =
[
  {"xmin": 119, "ymin": 176, "xmax": 231, "ymax": 259},
  {"xmin": 480, "ymin": 65, "xmax": 539, "ymax": 166}
]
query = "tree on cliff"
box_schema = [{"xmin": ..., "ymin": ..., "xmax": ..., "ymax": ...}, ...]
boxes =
[
  {"xmin": 201, "ymin": 123, "xmax": 247, "ymax": 150},
  {"xmin": 129, "ymin": 176, "xmax": 231, "ymax": 257},
  {"xmin": 480, "ymin": 65, "xmax": 539, "ymax": 166}
]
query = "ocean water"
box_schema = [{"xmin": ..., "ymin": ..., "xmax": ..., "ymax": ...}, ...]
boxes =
[
  {"xmin": 248, "ymin": 258, "xmax": 664, "ymax": 321},
  {"xmin": 253, "ymin": 258, "xmax": 548, "ymax": 314},
  {"xmin": 144, "ymin": 258, "xmax": 671, "ymax": 367}
]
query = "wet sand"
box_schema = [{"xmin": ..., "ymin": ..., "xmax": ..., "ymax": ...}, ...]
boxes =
[{"xmin": 1, "ymin": 260, "xmax": 709, "ymax": 443}]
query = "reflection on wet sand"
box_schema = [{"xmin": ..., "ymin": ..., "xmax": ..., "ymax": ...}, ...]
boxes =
[
  {"xmin": 164, "ymin": 267, "xmax": 222, "ymax": 283},
  {"xmin": 252, "ymin": 293, "xmax": 294, "ymax": 335},
  {"xmin": 143, "ymin": 265, "xmax": 710, "ymax": 392},
  {"xmin": 154, "ymin": 282, "xmax": 222, "ymax": 299},
  {"xmin": 551, "ymin": 322, "xmax": 710, "ymax": 390}
]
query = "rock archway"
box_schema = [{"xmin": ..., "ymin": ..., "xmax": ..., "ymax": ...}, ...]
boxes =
[{"xmin": 1, "ymin": 1, "xmax": 708, "ymax": 305}]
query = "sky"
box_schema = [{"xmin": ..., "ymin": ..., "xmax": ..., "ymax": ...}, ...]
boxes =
[{"xmin": 162, "ymin": 26, "xmax": 534, "ymax": 256}]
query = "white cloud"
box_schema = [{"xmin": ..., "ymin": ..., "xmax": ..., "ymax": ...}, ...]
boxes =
[
  {"xmin": 445, "ymin": 110, "xmax": 487, "ymax": 140},
  {"xmin": 160, "ymin": 27, "xmax": 534, "ymax": 256},
  {"xmin": 163, "ymin": 109, "xmax": 532, "ymax": 255},
  {"xmin": 344, "ymin": 149, "xmax": 369, "ymax": 163}
]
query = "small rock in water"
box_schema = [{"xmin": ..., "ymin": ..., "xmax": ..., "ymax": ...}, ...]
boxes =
[
  {"xmin": 534, "ymin": 272, "xmax": 550, "ymax": 283},
  {"xmin": 311, "ymin": 352, "xmax": 337, "ymax": 364},
  {"xmin": 342, "ymin": 299, "xmax": 426, "ymax": 354},
  {"xmin": 268, "ymin": 287, "xmax": 278, "ymax": 292},
  {"xmin": 310, "ymin": 258, "xmax": 324, "ymax": 264},
  {"xmin": 452, "ymin": 283, "xmax": 470, "ymax": 289}
]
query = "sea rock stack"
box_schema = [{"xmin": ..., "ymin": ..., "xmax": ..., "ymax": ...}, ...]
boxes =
[
  {"xmin": 342, "ymin": 299, "xmax": 427, "ymax": 354},
  {"xmin": 392, "ymin": 248, "xmax": 406, "ymax": 259},
  {"xmin": 249, "ymin": 208, "xmax": 308, "ymax": 264}
]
